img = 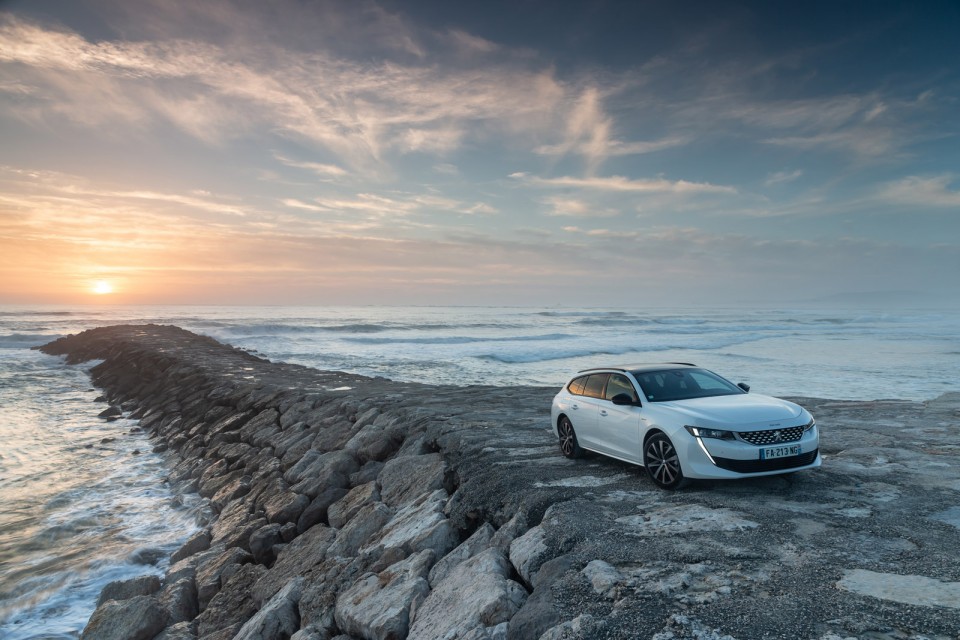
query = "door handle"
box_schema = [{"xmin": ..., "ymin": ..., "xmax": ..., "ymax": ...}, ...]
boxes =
[
  {"xmin": 600, "ymin": 410, "xmax": 608, "ymax": 416},
  {"xmin": 572, "ymin": 404, "xmax": 578, "ymax": 410}
]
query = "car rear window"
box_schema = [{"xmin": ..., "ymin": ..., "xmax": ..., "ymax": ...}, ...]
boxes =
[
  {"xmin": 583, "ymin": 373, "xmax": 609, "ymax": 399},
  {"xmin": 567, "ymin": 376, "xmax": 587, "ymax": 395},
  {"xmin": 605, "ymin": 374, "xmax": 638, "ymax": 402}
]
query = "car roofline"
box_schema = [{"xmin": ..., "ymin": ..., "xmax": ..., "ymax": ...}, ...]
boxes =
[{"xmin": 576, "ymin": 362, "xmax": 698, "ymax": 374}]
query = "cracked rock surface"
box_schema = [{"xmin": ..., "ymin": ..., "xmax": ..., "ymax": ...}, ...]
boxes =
[{"xmin": 41, "ymin": 325, "xmax": 960, "ymax": 640}]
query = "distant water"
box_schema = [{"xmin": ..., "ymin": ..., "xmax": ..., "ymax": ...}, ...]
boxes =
[{"xmin": 1, "ymin": 304, "xmax": 958, "ymax": 635}]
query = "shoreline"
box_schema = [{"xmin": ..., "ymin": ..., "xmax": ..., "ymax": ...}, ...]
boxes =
[{"xmin": 39, "ymin": 324, "xmax": 960, "ymax": 639}]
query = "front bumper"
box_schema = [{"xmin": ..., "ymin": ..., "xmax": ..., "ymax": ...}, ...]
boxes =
[{"xmin": 677, "ymin": 426, "xmax": 821, "ymax": 479}]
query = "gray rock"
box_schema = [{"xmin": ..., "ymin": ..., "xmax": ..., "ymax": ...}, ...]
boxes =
[
  {"xmin": 196, "ymin": 546, "xmax": 252, "ymax": 611},
  {"xmin": 252, "ymin": 525, "xmax": 336, "ymax": 605},
  {"xmin": 160, "ymin": 576, "xmax": 199, "ymax": 625},
  {"xmin": 195, "ymin": 564, "xmax": 266, "ymax": 637},
  {"xmin": 326, "ymin": 502, "xmax": 393, "ymax": 558},
  {"xmin": 80, "ymin": 595, "xmax": 167, "ymax": 640},
  {"xmin": 233, "ymin": 577, "xmax": 303, "ymax": 640},
  {"xmin": 378, "ymin": 453, "xmax": 447, "ymax": 507},
  {"xmin": 297, "ymin": 487, "xmax": 349, "ymax": 533},
  {"xmin": 334, "ymin": 550, "xmax": 433, "ymax": 640},
  {"xmin": 98, "ymin": 405, "xmax": 122, "ymax": 418},
  {"xmin": 408, "ymin": 548, "xmax": 528, "ymax": 640},
  {"xmin": 508, "ymin": 525, "xmax": 548, "ymax": 585},
  {"xmin": 96, "ymin": 574, "xmax": 162, "ymax": 606},
  {"xmin": 328, "ymin": 482, "xmax": 379, "ymax": 529},
  {"xmin": 249, "ymin": 523, "xmax": 283, "ymax": 564},
  {"xmin": 581, "ymin": 559, "xmax": 622, "ymax": 595},
  {"xmin": 362, "ymin": 489, "xmax": 457, "ymax": 559},
  {"xmin": 290, "ymin": 625, "xmax": 332, "ymax": 640},
  {"xmin": 429, "ymin": 522, "xmax": 495, "ymax": 587},
  {"xmin": 171, "ymin": 529, "xmax": 212, "ymax": 564},
  {"xmin": 153, "ymin": 621, "xmax": 197, "ymax": 640},
  {"xmin": 264, "ymin": 490, "xmax": 309, "ymax": 525},
  {"xmin": 349, "ymin": 460, "xmax": 384, "ymax": 487},
  {"xmin": 506, "ymin": 555, "xmax": 574, "ymax": 640}
]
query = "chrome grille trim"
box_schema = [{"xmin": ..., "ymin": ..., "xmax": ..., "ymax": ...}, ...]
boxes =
[{"xmin": 737, "ymin": 425, "xmax": 805, "ymax": 446}]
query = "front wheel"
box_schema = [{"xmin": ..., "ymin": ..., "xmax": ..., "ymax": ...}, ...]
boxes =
[
  {"xmin": 557, "ymin": 416, "xmax": 582, "ymax": 459},
  {"xmin": 643, "ymin": 433, "xmax": 687, "ymax": 489}
]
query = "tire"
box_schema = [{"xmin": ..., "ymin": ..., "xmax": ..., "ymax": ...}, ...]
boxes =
[
  {"xmin": 557, "ymin": 416, "xmax": 582, "ymax": 459},
  {"xmin": 643, "ymin": 432, "xmax": 687, "ymax": 489}
]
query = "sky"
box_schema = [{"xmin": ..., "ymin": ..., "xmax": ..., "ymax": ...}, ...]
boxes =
[{"xmin": 0, "ymin": 0, "xmax": 958, "ymax": 306}]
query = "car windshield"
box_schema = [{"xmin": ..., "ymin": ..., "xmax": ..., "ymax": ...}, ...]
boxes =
[{"xmin": 631, "ymin": 368, "xmax": 743, "ymax": 402}]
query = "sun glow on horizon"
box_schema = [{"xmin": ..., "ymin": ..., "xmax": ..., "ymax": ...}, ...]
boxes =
[{"xmin": 92, "ymin": 280, "xmax": 114, "ymax": 295}]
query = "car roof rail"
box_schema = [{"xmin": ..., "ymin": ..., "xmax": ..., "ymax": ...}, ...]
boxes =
[
  {"xmin": 576, "ymin": 366, "xmax": 626, "ymax": 373},
  {"xmin": 667, "ymin": 362, "xmax": 697, "ymax": 367}
]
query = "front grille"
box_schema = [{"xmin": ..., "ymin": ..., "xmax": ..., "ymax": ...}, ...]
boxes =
[
  {"xmin": 737, "ymin": 425, "xmax": 805, "ymax": 445},
  {"xmin": 713, "ymin": 449, "xmax": 818, "ymax": 473}
]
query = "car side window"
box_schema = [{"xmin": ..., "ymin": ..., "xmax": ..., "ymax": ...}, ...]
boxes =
[
  {"xmin": 582, "ymin": 373, "xmax": 609, "ymax": 399},
  {"xmin": 604, "ymin": 374, "xmax": 638, "ymax": 403},
  {"xmin": 567, "ymin": 376, "xmax": 587, "ymax": 395}
]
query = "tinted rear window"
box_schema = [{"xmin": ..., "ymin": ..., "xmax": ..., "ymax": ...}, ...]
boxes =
[
  {"xmin": 583, "ymin": 373, "xmax": 609, "ymax": 399},
  {"xmin": 567, "ymin": 376, "xmax": 587, "ymax": 395}
]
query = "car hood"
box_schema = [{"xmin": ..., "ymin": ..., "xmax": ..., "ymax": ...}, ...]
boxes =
[{"xmin": 654, "ymin": 393, "xmax": 804, "ymax": 429}]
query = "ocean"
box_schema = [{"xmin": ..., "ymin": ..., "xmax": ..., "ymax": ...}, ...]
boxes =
[{"xmin": 1, "ymin": 304, "xmax": 958, "ymax": 637}]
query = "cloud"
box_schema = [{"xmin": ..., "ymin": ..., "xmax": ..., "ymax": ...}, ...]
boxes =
[
  {"xmin": 879, "ymin": 175, "xmax": 960, "ymax": 208},
  {"xmin": 764, "ymin": 169, "xmax": 803, "ymax": 186},
  {"xmin": 0, "ymin": 15, "xmax": 571, "ymax": 175},
  {"xmin": 532, "ymin": 87, "xmax": 690, "ymax": 172},
  {"xmin": 542, "ymin": 196, "xmax": 619, "ymax": 217},
  {"xmin": 274, "ymin": 154, "xmax": 347, "ymax": 178},
  {"xmin": 512, "ymin": 173, "xmax": 737, "ymax": 194}
]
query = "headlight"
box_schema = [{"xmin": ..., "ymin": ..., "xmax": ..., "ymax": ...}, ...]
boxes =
[
  {"xmin": 684, "ymin": 426, "xmax": 735, "ymax": 440},
  {"xmin": 803, "ymin": 419, "xmax": 816, "ymax": 431}
]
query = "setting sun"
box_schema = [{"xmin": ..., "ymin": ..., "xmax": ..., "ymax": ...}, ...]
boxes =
[{"xmin": 92, "ymin": 280, "xmax": 113, "ymax": 295}]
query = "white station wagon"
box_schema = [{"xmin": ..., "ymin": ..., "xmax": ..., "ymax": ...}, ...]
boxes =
[{"xmin": 550, "ymin": 363, "xmax": 820, "ymax": 489}]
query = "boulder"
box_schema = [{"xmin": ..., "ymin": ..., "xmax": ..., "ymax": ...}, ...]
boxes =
[
  {"xmin": 96, "ymin": 574, "xmax": 161, "ymax": 606},
  {"xmin": 350, "ymin": 461, "xmax": 384, "ymax": 487},
  {"xmin": 252, "ymin": 525, "xmax": 336, "ymax": 605},
  {"xmin": 378, "ymin": 454, "xmax": 447, "ymax": 507},
  {"xmin": 506, "ymin": 555, "xmax": 574, "ymax": 640},
  {"xmin": 196, "ymin": 546, "xmax": 252, "ymax": 610},
  {"xmin": 195, "ymin": 564, "xmax": 266, "ymax": 637},
  {"xmin": 297, "ymin": 487, "xmax": 349, "ymax": 533},
  {"xmin": 328, "ymin": 482, "xmax": 379, "ymax": 529},
  {"xmin": 171, "ymin": 529, "xmax": 212, "ymax": 564},
  {"xmin": 98, "ymin": 405, "xmax": 122, "ymax": 419},
  {"xmin": 153, "ymin": 621, "xmax": 197, "ymax": 640},
  {"xmin": 429, "ymin": 522, "xmax": 495, "ymax": 587},
  {"xmin": 581, "ymin": 559, "xmax": 622, "ymax": 595},
  {"xmin": 334, "ymin": 550, "xmax": 433, "ymax": 640},
  {"xmin": 326, "ymin": 502, "xmax": 393, "ymax": 558},
  {"xmin": 233, "ymin": 578, "xmax": 303, "ymax": 640},
  {"xmin": 361, "ymin": 490, "xmax": 457, "ymax": 559},
  {"xmin": 508, "ymin": 525, "xmax": 548, "ymax": 585},
  {"xmin": 160, "ymin": 576, "xmax": 199, "ymax": 625},
  {"xmin": 288, "ymin": 451, "xmax": 359, "ymax": 498},
  {"xmin": 264, "ymin": 490, "xmax": 310, "ymax": 525},
  {"xmin": 249, "ymin": 523, "xmax": 284, "ymax": 564},
  {"xmin": 80, "ymin": 595, "xmax": 167, "ymax": 640},
  {"xmin": 408, "ymin": 548, "xmax": 528, "ymax": 640}
]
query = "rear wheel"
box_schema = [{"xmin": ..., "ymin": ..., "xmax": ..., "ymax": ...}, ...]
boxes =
[
  {"xmin": 644, "ymin": 433, "xmax": 687, "ymax": 489},
  {"xmin": 558, "ymin": 416, "xmax": 582, "ymax": 459}
]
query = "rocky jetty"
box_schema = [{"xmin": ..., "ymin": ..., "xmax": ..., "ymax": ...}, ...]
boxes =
[{"xmin": 40, "ymin": 325, "xmax": 960, "ymax": 640}]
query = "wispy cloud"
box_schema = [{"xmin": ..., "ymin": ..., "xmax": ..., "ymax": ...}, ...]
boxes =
[
  {"xmin": 542, "ymin": 196, "xmax": 619, "ymax": 217},
  {"xmin": 0, "ymin": 15, "xmax": 572, "ymax": 175},
  {"xmin": 532, "ymin": 87, "xmax": 690, "ymax": 173},
  {"xmin": 764, "ymin": 169, "xmax": 803, "ymax": 186},
  {"xmin": 512, "ymin": 172, "xmax": 737, "ymax": 194},
  {"xmin": 274, "ymin": 154, "xmax": 347, "ymax": 178},
  {"xmin": 879, "ymin": 175, "xmax": 960, "ymax": 208}
]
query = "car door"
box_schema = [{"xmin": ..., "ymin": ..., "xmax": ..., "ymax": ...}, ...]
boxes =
[
  {"xmin": 594, "ymin": 373, "xmax": 643, "ymax": 462},
  {"xmin": 569, "ymin": 373, "xmax": 607, "ymax": 450}
]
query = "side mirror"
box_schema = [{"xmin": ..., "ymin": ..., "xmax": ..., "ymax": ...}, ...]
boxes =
[
  {"xmin": 737, "ymin": 382, "xmax": 750, "ymax": 393},
  {"xmin": 611, "ymin": 393, "xmax": 637, "ymax": 406}
]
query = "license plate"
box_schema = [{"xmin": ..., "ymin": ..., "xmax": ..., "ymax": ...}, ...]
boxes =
[{"xmin": 760, "ymin": 445, "xmax": 800, "ymax": 460}]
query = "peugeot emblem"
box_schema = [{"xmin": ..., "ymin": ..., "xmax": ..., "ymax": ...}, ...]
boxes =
[{"xmin": 772, "ymin": 430, "xmax": 783, "ymax": 442}]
